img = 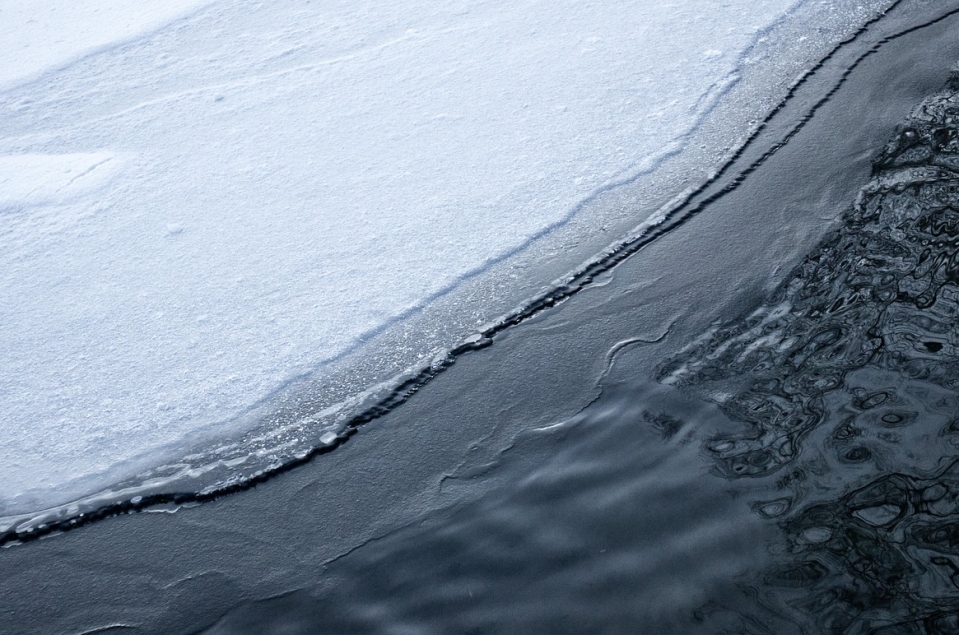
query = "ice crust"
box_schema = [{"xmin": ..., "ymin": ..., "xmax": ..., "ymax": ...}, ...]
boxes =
[{"xmin": 0, "ymin": 0, "xmax": 871, "ymax": 513}]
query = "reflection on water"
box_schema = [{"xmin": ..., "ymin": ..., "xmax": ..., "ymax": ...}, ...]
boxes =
[
  {"xmin": 660, "ymin": 77, "xmax": 959, "ymax": 632},
  {"xmin": 204, "ymin": 55, "xmax": 959, "ymax": 635}
]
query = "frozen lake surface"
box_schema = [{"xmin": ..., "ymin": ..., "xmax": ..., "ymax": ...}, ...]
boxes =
[
  {"xmin": 0, "ymin": 0, "xmax": 887, "ymax": 522},
  {"xmin": 5, "ymin": 1, "xmax": 959, "ymax": 632}
]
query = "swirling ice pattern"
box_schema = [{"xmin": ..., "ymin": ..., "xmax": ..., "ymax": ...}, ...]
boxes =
[{"xmin": 659, "ymin": 77, "xmax": 959, "ymax": 632}]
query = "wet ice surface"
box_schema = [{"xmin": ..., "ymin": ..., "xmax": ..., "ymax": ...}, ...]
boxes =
[{"xmin": 0, "ymin": 0, "xmax": 885, "ymax": 519}]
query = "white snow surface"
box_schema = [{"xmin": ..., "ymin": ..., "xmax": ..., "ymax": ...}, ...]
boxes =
[
  {"xmin": 0, "ymin": 1, "xmax": 214, "ymax": 89},
  {"xmin": 1, "ymin": 0, "xmax": 822, "ymax": 511}
]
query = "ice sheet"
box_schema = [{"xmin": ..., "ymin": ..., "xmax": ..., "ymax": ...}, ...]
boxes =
[{"xmin": 1, "ymin": 0, "xmax": 868, "ymax": 512}]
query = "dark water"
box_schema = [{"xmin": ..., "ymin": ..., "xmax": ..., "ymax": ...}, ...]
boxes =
[
  {"xmin": 205, "ymin": 19, "xmax": 959, "ymax": 635},
  {"xmin": 690, "ymin": 91, "xmax": 959, "ymax": 632},
  {"xmin": 661, "ymin": 81, "xmax": 959, "ymax": 633}
]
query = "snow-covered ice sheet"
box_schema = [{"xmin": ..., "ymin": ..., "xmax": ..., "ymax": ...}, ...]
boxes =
[
  {"xmin": 0, "ymin": 0, "xmax": 878, "ymax": 514},
  {"xmin": 0, "ymin": 0, "xmax": 214, "ymax": 89}
]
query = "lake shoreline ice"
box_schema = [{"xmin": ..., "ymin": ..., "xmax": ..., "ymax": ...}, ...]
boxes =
[{"xmin": 0, "ymin": 0, "xmax": 898, "ymax": 531}]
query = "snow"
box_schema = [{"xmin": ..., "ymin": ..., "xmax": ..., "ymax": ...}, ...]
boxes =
[
  {"xmin": 0, "ymin": 0, "xmax": 872, "ymax": 513},
  {"xmin": 0, "ymin": 1, "xmax": 213, "ymax": 89},
  {"xmin": 0, "ymin": 152, "xmax": 123, "ymax": 207}
]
